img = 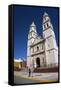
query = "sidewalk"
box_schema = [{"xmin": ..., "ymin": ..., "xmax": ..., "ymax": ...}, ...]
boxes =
[{"xmin": 14, "ymin": 71, "xmax": 58, "ymax": 82}]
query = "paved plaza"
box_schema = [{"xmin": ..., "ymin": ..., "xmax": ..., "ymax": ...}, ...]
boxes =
[{"xmin": 14, "ymin": 69, "xmax": 58, "ymax": 84}]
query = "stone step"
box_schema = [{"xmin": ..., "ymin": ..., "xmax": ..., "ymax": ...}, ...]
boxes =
[{"xmin": 34, "ymin": 67, "xmax": 58, "ymax": 73}]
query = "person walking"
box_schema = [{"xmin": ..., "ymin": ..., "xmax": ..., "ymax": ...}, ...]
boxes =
[{"xmin": 28, "ymin": 68, "xmax": 31, "ymax": 77}]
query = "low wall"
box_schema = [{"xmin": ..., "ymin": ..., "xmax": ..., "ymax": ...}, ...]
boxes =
[
  {"xmin": 14, "ymin": 67, "xmax": 21, "ymax": 71},
  {"xmin": 34, "ymin": 67, "xmax": 58, "ymax": 73}
]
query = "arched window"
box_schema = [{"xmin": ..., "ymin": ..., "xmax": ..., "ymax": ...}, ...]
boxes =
[
  {"xmin": 47, "ymin": 23, "xmax": 49, "ymax": 27},
  {"xmin": 44, "ymin": 24, "xmax": 46, "ymax": 28},
  {"xmin": 37, "ymin": 46, "xmax": 39, "ymax": 51}
]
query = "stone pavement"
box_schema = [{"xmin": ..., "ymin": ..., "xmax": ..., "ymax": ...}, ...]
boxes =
[{"xmin": 14, "ymin": 69, "xmax": 58, "ymax": 82}]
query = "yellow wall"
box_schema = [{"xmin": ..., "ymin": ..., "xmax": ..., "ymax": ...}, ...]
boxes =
[{"xmin": 14, "ymin": 62, "xmax": 22, "ymax": 69}]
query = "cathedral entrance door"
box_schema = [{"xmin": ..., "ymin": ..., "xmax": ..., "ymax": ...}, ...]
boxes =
[{"xmin": 36, "ymin": 57, "xmax": 40, "ymax": 67}]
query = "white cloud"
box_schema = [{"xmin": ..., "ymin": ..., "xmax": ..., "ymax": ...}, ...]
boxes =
[{"xmin": 14, "ymin": 58, "xmax": 23, "ymax": 62}]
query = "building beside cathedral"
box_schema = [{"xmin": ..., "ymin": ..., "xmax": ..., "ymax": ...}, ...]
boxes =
[{"xmin": 27, "ymin": 12, "xmax": 58, "ymax": 69}]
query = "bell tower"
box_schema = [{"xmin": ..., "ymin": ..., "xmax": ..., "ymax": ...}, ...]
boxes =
[
  {"xmin": 43, "ymin": 12, "xmax": 58, "ymax": 67},
  {"xmin": 28, "ymin": 22, "xmax": 37, "ymax": 45},
  {"xmin": 27, "ymin": 22, "xmax": 37, "ymax": 68}
]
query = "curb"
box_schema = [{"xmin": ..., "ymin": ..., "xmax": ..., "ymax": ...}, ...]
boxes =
[{"xmin": 14, "ymin": 74, "xmax": 58, "ymax": 83}]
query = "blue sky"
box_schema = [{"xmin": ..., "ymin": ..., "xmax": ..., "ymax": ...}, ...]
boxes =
[{"xmin": 14, "ymin": 5, "xmax": 59, "ymax": 60}]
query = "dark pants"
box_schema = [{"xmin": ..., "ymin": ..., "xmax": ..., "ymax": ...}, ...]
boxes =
[{"xmin": 29, "ymin": 72, "xmax": 31, "ymax": 77}]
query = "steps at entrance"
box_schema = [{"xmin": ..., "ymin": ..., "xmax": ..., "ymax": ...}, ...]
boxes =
[{"xmin": 34, "ymin": 67, "xmax": 58, "ymax": 73}]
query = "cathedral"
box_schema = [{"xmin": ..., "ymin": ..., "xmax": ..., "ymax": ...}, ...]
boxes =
[{"xmin": 27, "ymin": 12, "xmax": 58, "ymax": 69}]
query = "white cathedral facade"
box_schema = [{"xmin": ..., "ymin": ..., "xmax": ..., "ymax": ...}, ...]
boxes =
[{"xmin": 27, "ymin": 12, "xmax": 58, "ymax": 69}]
